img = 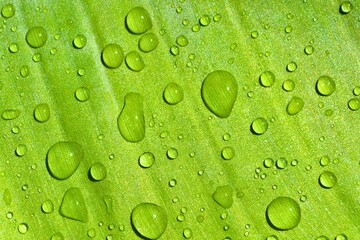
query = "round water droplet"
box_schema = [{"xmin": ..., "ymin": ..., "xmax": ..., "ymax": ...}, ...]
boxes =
[
  {"xmin": 286, "ymin": 62, "xmax": 297, "ymax": 72},
  {"xmin": 18, "ymin": 223, "xmax": 28, "ymax": 234},
  {"xmin": 167, "ymin": 147, "xmax": 178, "ymax": 160},
  {"xmin": 89, "ymin": 162, "xmax": 107, "ymax": 181},
  {"xmin": 169, "ymin": 179, "xmax": 177, "ymax": 187},
  {"xmin": 131, "ymin": 203, "xmax": 168, "ymax": 239},
  {"xmin": 263, "ymin": 158, "xmax": 274, "ymax": 168},
  {"xmin": 304, "ymin": 45, "xmax": 314, "ymax": 55},
  {"xmin": 9, "ymin": 43, "xmax": 19, "ymax": 53},
  {"xmin": 163, "ymin": 83, "xmax": 184, "ymax": 105},
  {"xmin": 51, "ymin": 232, "xmax": 64, "ymax": 240},
  {"xmin": 170, "ymin": 45, "xmax": 180, "ymax": 55},
  {"xmin": 340, "ymin": 1, "xmax": 353, "ymax": 14},
  {"xmin": 117, "ymin": 93, "xmax": 145, "ymax": 142},
  {"xmin": 87, "ymin": 228, "xmax": 96, "ymax": 238},
  {"xmin": 138, "ymin": 152, "xmax": 155, "ymax": 168},
  {"xmin": 251, "ymin": 31, "xmax": 259, "ymax": 38},
  {"xmin": 319, "ymin": 171, "xmax": 337, "ymax": 188},
  {"xmin": 75, "ymin": 87, "xmax": 90, "ymax": 102},
  {"xmin": 101, "ymin": 44, "xmax": 124, "ymax": 69},
  {"xmin": 192, "ymin": 24, "xmax": 200, "ymax": 32},
  {"xmin": 15, "ymin": 144, "xmax": 27, "ymax": 157},
  {"xmin": 126, "ymin": 7, "xmax": 152, "ymax": 34},
  {"xmin": 212, "ymin": 185, "xmax": 234, "ymax": 208},
  {"xmin": 259, "ymin": 71, "xmax": 275, "ymax": 87},
  {"xmin": 2, "ymin": 109, "xmax": 20, "ymax": 120},
  {"xmin": 176, "ymin": 35, "xmax": 189, "ymax": 47},
  {"xmin": 283, "ymin": 79, "xmax": 295, "ymax": 92},
  {"xmin": 251, "ymin": 117, "xmax": 268, "ymax": 135},
  {"xmin": 183, "ymin": 228, "xmax": 193, "ymax": 238},
  {"xmin": 353, "ymin": 86, "xmax": 360, "ymax": 96},
  {"xmin": 266, "ymin": 197, "xmax": 301, "ymax": 230},
  {"xmin": 32, "ymin": 53, "xmax": 42, "ymax": 62},
  {"xmin": 73, "ymin": 34, "xmax": 87, "ymax": 49},
  {"xmin": 125, "ymin": 51, "xmax": 145, "ymax": 72},
  {"xmin": 20, "ymin": 65, "xmax": 30, "ymax": 77},
  {"xmin": 348, "ymin": 98, "xmax": 360, "ymax": 111},
  {"xmin": 41, "ymin": 199, "xmax": 54, "ymax": 213},
  {"xmin": 286, "ymin": 96, "xmax": 304, "ymax": 115},
  {"xmin": 199, "ymin": 14, "xmax": 211, "ymax": 26},
  {"xmin": 138, "ymin": 32, "xmax": 158, "ymax": 53},
  {"xmin": 34, "ymin": 103, "xmax": 50, "ymax": 122},
  {"xmin": 47, "ymin": 141, "xmax": 84, "ymax": 180},
  {"xmin": 319, "ymin": 155, "xmax": 330, "ymax": 166},
  {"xmin": 316, "ymin": 76, "xmax": 336, "ymax": 96},
  {"xmin": 276, "ymin": 157, "xmax": 288, "ymax": 169},
  {"xmin": 221, "ymin": 146, "xmax": 235, "ymax": 160},
  {"xmin": 59, "ymin": 187, "xmax": 88, "ymax": 222},
  {"xmin": 201, "ymin": 70, "xmax": 238, "ymax": 118},
  {"xmin": 266, "ymin": 235, "xmax": 279, "ymax": 240},
  {"xmin": 335, "ymin": 234, "xmax": 348, "ymax": 240},
  {"xmin": 26, "ymin": 26, "xmax": 48, "ymax": 48},
  {"xmin": 1, "ymin": 4, "xmax": 15, "ymax": 18}
]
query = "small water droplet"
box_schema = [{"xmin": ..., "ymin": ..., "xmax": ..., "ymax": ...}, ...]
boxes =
[
  {"xmin": 276, "ymin": 157, "xmax": 288, "ymax": 169},
  {"xmin": 2, "ymin": 109, "xmax": 20, "ymax": 120},
  {"xmin": 282, "ymin": 79, "xmax": 295, "ymax": 92},
  {"xmin": 34, "ymin": 103, "xmax": 50, "ymax": 122},
  {"xmin": 199, "ymin": 14, "xmax": 211, "ymax": 26},
  {"xmin": 1, "ymin": 4, "xmax": 15, "ymax": 18},
  {"xmin": 176, "ymin": 35, "xmax": 189, "ymax": 47},
  {"xmin": 51, "ymin": 232, "xmax": 64, "ymax": 240},
  {"xmin": 286, "ymin": 61, "xmax": 297, "ymax": 72},
  {"xmin": 304, "ymin": 45, "xmax": 314, "ymax": 55},
  {"xmin": 15, "ymin": 144, "xmax": 27, "ymax": 157},
  {"xmin": 41, "ymin": 199, "xmax": 54, "ymax": 213},
  {"xmin": 163, "ymin": 83, "xmax": 184, "ymax": 105},
  {"xmin": 139, "ymin": 152, "xmax": 155, "ymax": 168},
  {"xmin": 259, "ymin": 71, "xmax": 275, "ymax": 87},
  {"xmin": 183, "ymin": 228, "xmax": 193, "ymax": 238},
  {"xmin": 251, "ymin": 117, "xmax": 268, "ymax": 135},
  {"xmin": 18, "ymin": 223, "xmax": 28, "ymax": 234},
  {"xmin": 340, "ymin": 1, "xmax": 353, "ymax": 14},
  {"xmin": 221, "ymin": 146, "xmax": 235, "ymax": 160},
  {"xmin": 75, "ymin": 87, "xmax": 90, "ymax": 102},
  {"xmin": 348, "ymin": 98, "xmax": 360, "ymax": 111},
  {"xmin": 73, "ymin": 34, "xmax": 87, "ymax": 49},
  {"xmin": 89, "ymin": 162, "xmax": 107, "ymax": 181}
]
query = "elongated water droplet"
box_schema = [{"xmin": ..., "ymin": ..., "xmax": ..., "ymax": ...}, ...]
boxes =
[
  {"xmin": 20, "ymin": 65, "xmax": 30, "ymax": 77},
  {"xmin": 46, "ymin": 141, "xmax": 84, "ymax": 180},
  {"xmin": 316, "ymin": 76, "xmax": 336, "ymax": 96},
  {"xmin": 101, "ymin": 44, "xmax": 124, "ymax": 69},
  {"xmin": 126, "ymin": 7, "xmax": 152, "ymax": 34},
  {"xmin": 2, "ymin": 109, "xmax": 20, "ymax": 120},
  {"xmin": 266, "ymin": 197, "xmax": 301, "ymax": 230},
  {"xmin": 18, "ymin": 223, "xmax": 28, "ymax": 234},
  {"xmin": 201, "ymin": 70, "xmax": 238, "ymax": 118},
  {"xmin": 26, "ymin": 26, "xmax": 48, "ymax": 48},
  {"xmin": 286, "ymin": 96, "xmax": 304, "ymax": 115},
  {"xmin": 34, "ymin": 103, "xmax": 50, "ymax": 122},
  {"xmin": 138, "ymin": 33, "xmax": 158, "ymax": 53},
  {"xmin": 212, "ymin": 185, "xmax": 234, "ymax": 208},
  {"xmin": 103, "ymin": 195, "xmax": 114, "ymax": 214},
  {"xmin": 117, "ymin": 93, "xmax": 145, "ymax": 142},
  {"xmin": 131, "ymin": 203, "xmax": 168, "ymax": 239},
  {"xmin": 59, "ymin": 187, "xmax": 88, "ymax": 223},
  {"xmin": 3, "ymin": 188, "xmax": 11, "ymax": 205}
]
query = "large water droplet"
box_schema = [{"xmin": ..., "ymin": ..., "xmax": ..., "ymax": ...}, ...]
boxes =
[
  {"xmin": 340, "ymin": 1, "xmax": 353, "ymax": 14},
  {"xmin": 1, "ymin": 4, "xmax": 15, "ymax": 18},
  {"xmin": 59, "ymin": 187, "xmax": 88, "ymax": 223},
  {"xmin": 18, "ymin": 223, "xmax": 28, "ymax": 234},
  {"xmin": 266, "ymin": 197, "xmax": 301, "ymax": 230},
  {"xmin": 46, "ymin": 141, "xmax": 84, "ymax": 180},
  {"xmin": 125, "ymin": 51, "xmax": 145, "ymax": 72},
  {"xmin": 131, "ymin": 202, "xmax": 168, "ymax": 239},
  {"xmin": 163, "ymin": 83, "xmax": 184, "ymax": 105},
  {"xmin": 259, "ymin": 71, "xmax": 275, "ymax": 87},
  {"xmin": 212, "ymin": 185, "xmax": 234, "ymax": 208},
  {"xmin": 89, "ymin": 162, "xmax": 107, "ymax": 181},
  {"xmin": 26, "ymin": 26, "xmax": 48, "ymax": 48},
  {"xmin": 316, "ymin": 76, "xmax": 336, "ymax": 96},
  {"xmin": 251, "ymin": 117, "xmax": 268, "ymax": 135},
  {"xmin": 73, "ymin": 34, "xmax": 87, "ymax": 49},
  {"xmin": 348, "ymin": 98, "xmax": 360, "ymax": 111},
  {"xmin": 138, "ymin": 33, "xmax": 158, "ymax": 53},
  {"xmin": 34, "ymin": 103, "xmax": 50, "ymax": 122},
  {"xmin": 139, "ymin": 152, "xmax": 155, "ymax": 168},
  {"xmin": 75, "ymin": 87, "xmax": 90, "ymax": 102},
  {"xmin": 126, "ymin": 7, "xmax": 152, "ymax": 34},
  {"xmin": 201, "ymin": 70, "xmax": 238, "ymax": 118},
  {"xmin": 117, "ymin": 93, "xmax": 145, "ymax": 142},
  {"xmin": 2, "ymin": 109, "xmax": 20, "ymax": 120},
  {"xmin": 221, "ymin": 146, "xmax": 235, "ymax": 160},
  {"xmin": 286, "ymin": 96, "xmax": 304, "ymax": 115},
  {"xmin": 319, "ymin": 171, "xmax": 337, "ymax": 188},
  {"xmin": 101, "ymin": 44, "xmax": 124, "ymax": 69}
]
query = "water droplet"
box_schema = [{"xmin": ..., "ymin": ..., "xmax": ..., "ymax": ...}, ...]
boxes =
[
  {"xmin": 201, "ymin": 70, "xmax": 238, "ymax": 118},
  {"xmin": 89, "ymin": 162, "xmax": 107, "ymax": 181},
  {"xmin": 286, "ymin": 61, "xmax": 297, "ymax": 72},
  {"xmin": 213, "ymin": 13, "xmax": 222, "ymax": 22},
  {"xmin": 176, "ymin": 35, "xmax": 189, "ymax": 47},
  {"xmin": 251, "ymin": 31, "xmax": 259, "ymax": 38},
  {"xmin": 6, "ymin": 211, "xmax": 13, "ymax": 219},
  {"xmin": 138, "ymin": 32, "xmax": 158, "ymax": 53},
  {"xmin": 276, "ymin": 157, "xmax": 288, "ymax": 169},
  {"xmin": 75, "ymin": 87, "xmax": 90, "ymax": 102},
  {"xmin": 163, "ymin": 83, "xmax": 184, "ymax": 105},
  {"xmin": 2, "ymin": 109, "xmax": 20, "ymax": 120},
  {"xmin": 18, "ymin": 223, "xmax": 28, "ymax": 234},
  {"xmin": 20, "ymin": 65, "xmax": 30, "ymax": 77},
  {"xmin": 170, "ymin": 45, "xmax": 180, "ymax": 55},
  {"xmin": 51, "ymin": 232, "xmax": 64, "ymax": 240},
  {"xmin": 263, "ymin": 158, "xmax": 274, "ymax": 168},
  {"xmin": 101, "ymin": 43, "xmax": 124, "ymax": 69},
  {"xmin": 126, "ymin": 7, "xmax": 152, "ymax": 34},
  {"xmin": 9, "ymin": 43, "xmax": 19, "ymax": 53},
  {"xmin": 316, "ymin": 76, "xmax": 336, "ymax": 96},
  {"xmin": 47, "ymin": 141, "xmax": 84, "ymax": 180},
  {"xmin": 117, "ymin": 92, "xmax": 145, "ymax": 143},
  {"xmin": 315, "ymin": 236, "xmax": 329, "ymax": 240},
  {"xmin": 15, "ymin": 144, "xmax": 27, "ymax": 157},
  {"xmin": 169, "ymin": 179, "xmax": 177, "ymax": 187},
  {"xmin": 319, "ymin": 171, "xmax": 337, "ymax": 188},
  {"xmin": 138, "ymin": 152, "xmax": 155, "ymax": 168},
  {"xmin": 3, "ymin": 188, "xmax": 11, "ymax": 205},
  {"xmin": 26, "ymin": 26, "xmax": 48, "ymax": 48},
  {"xmin": 340, "ymin": 1, "xmax": 353, "ymax": 14},
  {"xmin": 353, "ymin": 86, "xmax": 360, "ymax": 96},
  {"xmin": 102, "ymin": 195, "xmax": 114, "ymax": 214},
  {"xmin": 59, "ymin": 187, "xmax": 88, "ymax": 222},
  {"xmin": 259, "ymin": 71, "xmax": 275, "ymax": 87},
  {"xmin": 282, "ymin": 79, "xmax": 295, "ymax": 92},
  {"xmin": 199, "ymin": 14, "xmax": 211, "ymax": 26},
  {"xmin": 183, "ymin": 228, "xmax": 193, "ymax": 238},
  {"xmin": 212, "ymin": 185, "xmax": 234, "ymax": 208},
  {"xmin": 286, "ymin": 96, "xmax": 304, "ymax": 115},
  {"xmin": 125, "ymin": 51, "xmax": 145, "ymax": 72},
  {"xmin": 41, "ymin": 199, "xmax": 54, "ymax": 213},
  {"xmin": 348, "ymin": 98, "xmax": 360, "ymax": 111},
  {"xmin": 304, "ymin": 45, "xmax": 314, "ymax": 55},
  {"xmin": 131, "ymin": 203, "xmax": 168, "ymax": 239},
  {"xmin": 167, "ymin": 147, "xmax": 178, "ymax": 160},
  {"xmin": 87, "ymin": 228, "xmax": 96, "ymax": 238},
  {"xmin": 221, "ymin": 146, "xmax": 235, "ymax": 160},
  {"xmin": 1, "ymin": 4, "xmax": 15, "ymax": 18},
  {"xmin": 73, "ymin": 34, "xmax": 87, "ymax": 49},
  {"xmin": 319, "ymin": 155, "xmax": 330, "ymax": 166},
  {"xmin": 266, "ymin": 235, "xmax": 279, "ymax": 240},
  {"xmin": 251, "ymin": 117, "xmax": 268, "ymax": 135},
  {"xmin": 192, "ymin": 24, "xmax": 200, "ymax": 32},
  {"xmin": 285, "ymin": 25, "xmax": 292, "ymax": 33},
  {"xmin": 335, "ymin": 234, "xmax": 348, "ymax": 240},
  {"xmin": 34, "ymin": 103, "xmax": 50, "ymax": 122},
  {"xmin": 266, "ymin": 197, "xmax": 301, "ymax": 230}
]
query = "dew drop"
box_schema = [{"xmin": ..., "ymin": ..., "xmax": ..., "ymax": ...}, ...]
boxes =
[
  {"xmin": 259, "ymin": 71, "xmax": 275, "ymax": 87},
  {"xmin": 183, "ymin": 228, "xmax": 193, "ymax": 238},
  {"xmin": 46, "ymin": 141, "xmax": 84, "ymax": 180},
  {"xmin": 26, "ymin": 26, "xmax": 48, "ymax": 48},
  {"xmin": 199, "ymin": 14, "xmax": 211, "ymax": 26},
  {"xmin": 316, "ymin": 76, "xmax": 336, "ymax": 96},
  {"xmin": 131, "ymin": 203, "xmax": 168, "ymax": 239},
  {"xmin": 201, "ymin": 70, "xmax": 238, "ymax": 118},
  {"xmin": 286, "ymin": 96, "xmax": 304, "ymax": 115},
  {"xmin": 126, "ymin": 7, "xmax": 152, "ymax": 34},
  {"xmin": 283, "ymin": 79, "xmax": 295, "ymax": 92},
  {"xmin": 340, "ymin": 1, "xmax": 353, "ymax": 14},
  {"xmin": 167, "ymin": 147, "xmax": 178, "ymax": 160},
  {"xmin": 163, "ymin": 83, "xmax": 184, "ymax": 105},
  {"xmin": 213, "ymin": 13, "xmax": 222, "ymax": 22},
  {"xmin": 34, "ymin": 103, "xmax": 50, "ymax": 122},
  {"xmin": 18, "ymin": 223, "xmax": 28, "ymax": 234},
  {"xmin": 9, "ymin": 43, "xmax": 19, "ymax": 53},
  {"xmin": 51, "ymin": 232, "xmax": 64, "ymax": 240},
  {"xmin": 348, "ymin": 98, "xmax": 360, "ymax": 111},
  {"xmin": 2, "ymin": 109, "xmax": 20, "ymax": 120},
  {"xmin": 89, "ymin": 162, "xmax": 107, "ymax": 181},
  {"xmin": 276, "ymin": 157, "xmax": 288, "ymax": 169},
  {"xmin": 73, "ymin": 34, "xmax": 87, "ymax": 49},
  {"xmin": 251, "ymin": 117, "xmax": 268, "ymax": 135},
  {"xmin": 101, "ymin": 43, "xmax": 124, "ymax": 69},
  {"xmin": 266, "ymin": 197, "xmax": 301, "ymax": 230},
  {"xmin": 263, "ymin": 158, "xmax": 274, "ymax": 168},
  {"xmin": 1, "ymin": 4, "xmax": 15, "ymax": 18},
  {"xmin": 170, "ymin": 45, "xmax": 180, "ymax": 55},
  {"xmin": 138, "ymin": 32, "xmax": 158, "ymax": 53},
  {"xmin": 41, "ymin": 199, "xmax": 54, "ymax": 213},
  {"xmin": 59, "ymin": 187, "xmax": 88, "ymax": 222},
  {"xmin": 221, "ymin": 146, "xmax": 235, "ymax": 160},
  {"xmin": 125, "ymin": 51, "xmax": 145, "ymax": 72},
  {"xmin": 212, "ymin": 185, "xmax": 234, "ymax": 208},
  {"xmin": 15, "ymin": 144, "xmax": 27, "ymax": 157},
  {"xmin": 304, "ymin": 45, "xmax": 314, "ymax": 55},
  {"xmin": 75, "ymin": 87, "xmax": 90, "ymax": 102},
  {"xmin": 20, "ymin": 65, "xmax": 30, "ymax": 77},
  {"xmin": 286, "ymin": 61, "xmax": 297, "ymax": 72},
  {"xmin": 335, "ymin": 234, "xmax": 348, "ymax": 240},
  {"xmin": 319, "ymin": 171, "xmax": 337, "ymax": 188},
  {"xmin": 316, "ymin": 236, "xmax": 329, "ymax": 240},
  {"xmin": 266, "ymin": 235, "xmax": 279, "ymax": 240},
  {"xmin": 176, "ymin": 35, "xmax": 189, "ymax": 47}
]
